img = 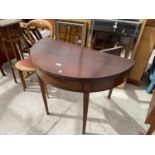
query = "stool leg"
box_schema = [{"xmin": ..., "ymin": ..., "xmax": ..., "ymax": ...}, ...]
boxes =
[
  {"xmin": 18, "ymin": 70, "xmax": 26, "ymax": 91},
  {"xmin": 38, "ymin": 76, "xmax": 49, "ymax": 115},
  {"xmin": 108, "ymin": 88, "xmax": 113, "ymax": 99},
  {"xmin": 0, "ymin": 66, "xmax": 5, "ymax": 76}
]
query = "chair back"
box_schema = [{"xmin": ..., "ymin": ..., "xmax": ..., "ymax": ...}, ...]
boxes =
[
  {"xmin": 25, "ymin": 19, "xmax": 54, "ymax": 44},
  {"xmin": 20, "ymin": 22, "xmax": 42, "ymax": 48}
]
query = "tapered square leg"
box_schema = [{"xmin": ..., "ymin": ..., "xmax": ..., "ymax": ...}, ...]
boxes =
[
  {"xmin": 82, "ymin": 92, "xmax": 89, "ymax": 134},
  {"xmin": 108, "ymin": 88, "xmax": 113, "ymax": 99},
  {"xmin": 146, "ymin": 125, "xmax": 155, "ymax": 135},
  {"xmin": 45, "ymin": 84, "xmax": 49, "ymax": 98},
  {"xmin": 38, "ymin": 76, "xmax": 49, "ymax": 115}
]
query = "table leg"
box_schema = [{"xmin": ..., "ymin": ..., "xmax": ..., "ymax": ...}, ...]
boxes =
[
  {"xmin": 146, "ymin": 125, "xmax": 155, "ymax": 135},
  {"xmin": 38, "ymin": 76, "xmax": 49, "ymax": 115},
  {"xmin": 108, "ymin": 88, "xmax": 113, "ymax": 99},
  {"xmin": 82, "ymin": 92, "xmax": 90, "ymax": 134},
  {"xmin": 45, "ymin": 84, "xmax": 49, "ymax": 98}
]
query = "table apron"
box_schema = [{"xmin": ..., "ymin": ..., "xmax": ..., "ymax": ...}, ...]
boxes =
[{"xmin": 36, "ymin": 67, "xmax": 128, "ymax": 93}]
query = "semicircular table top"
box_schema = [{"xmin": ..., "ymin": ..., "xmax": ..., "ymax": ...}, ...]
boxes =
[
  {"xmin": 30, "ymin": 38, "xmax": 134, "ymax": 82},
  {"xmin": 30, "ymin": 38, "xmax": 135, "ymax": 134}
]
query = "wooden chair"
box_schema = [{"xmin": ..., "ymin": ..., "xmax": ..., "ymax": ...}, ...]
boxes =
[
  {"xmin": 100, "ymin": 46, "xmax": 124, "ymax": 98},
  {"xmin": 24, "ymin": 19, "xmax": 54, "ymax": 97},
  {"xmin": 0, "ymin": 22, "xmax": 35, "ymax": 91}
]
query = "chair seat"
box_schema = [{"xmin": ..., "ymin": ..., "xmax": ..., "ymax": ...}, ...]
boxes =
[{"xmin": 15, "ymin": 57, "xmax": 35, "ymax": 72}]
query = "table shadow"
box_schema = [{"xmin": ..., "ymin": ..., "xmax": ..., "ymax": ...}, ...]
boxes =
[{"xmin": 91, "ymin": 99, "xmax": 146, "ymax": 135}]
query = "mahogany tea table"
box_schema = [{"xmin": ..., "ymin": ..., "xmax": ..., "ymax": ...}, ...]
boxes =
[{"xmin": 30, "ymin": 38, "xmax": 135, "ymax": 134}]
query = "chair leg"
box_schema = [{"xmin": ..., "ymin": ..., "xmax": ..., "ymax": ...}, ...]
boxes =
[
  {"xmin": 27, "ymin": 72, "xmax": 30, "ymax": 77},
  {"xmin": 9, "ymin": 66, "xmax": 17, "ymax": 83},
  {"xmin": 108, "ymin": 88, "xmax": 113, "ymax": 99},
  {"xmin": 0, "ymin": 66, "xmax": 5, "ymax": 76},
  {"xmin": 82, "ymin": 92, "xmax": 90, "ymax": 134},
  {"xmin": 18, "ymin": 70, "xmax": 26, "ymax": 91}
]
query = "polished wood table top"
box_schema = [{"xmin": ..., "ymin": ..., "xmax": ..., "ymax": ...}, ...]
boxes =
[
  {"xmin": 31, "ymin": 38, "xmax": 134, "ymax": 83},
  {"xmin": 30, "ymin": 38, "xmax": 135, "ymax": 134}
]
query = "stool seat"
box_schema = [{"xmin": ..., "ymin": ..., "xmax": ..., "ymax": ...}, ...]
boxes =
[{"xmin": 15, "ymin": 57, "xmax": 35, "ymax": 72}]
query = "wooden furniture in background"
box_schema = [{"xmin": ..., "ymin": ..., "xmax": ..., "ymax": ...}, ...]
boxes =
[
  {"xmin": 0, "ymin": 37, "xmax": 6, "ymax": 76},
  {"xmin": 30, "ymin": 38, "xmax": 135, "ymax": 134},
  {"xmin": 128, "ymin": 20, "xmax": 155, "ymax": 85},
  {"xmin": 130, "ymin": 20, "xmax": 146, "ymax": 59},
  {"xmin": 54, "ymin": 19, "xmax": 91, "ymax": 47},
  {"xmin": 0, "ymin": 20, "xmax": 21, "ymax": 80},
  {"xmin": 90, "ymin": 19, "xmax": 142, "ymax": 58},
  {"xmin": 0, "ymin": 52, "xmax": 6, "ymax": 76},
  {"xmin": 145, "ymin": 90, "xmax": 155, "ymax": 134},
  {"xmin": 0, "ymin": 20, "xmax": 35, "ymax": 91}
]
